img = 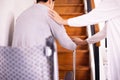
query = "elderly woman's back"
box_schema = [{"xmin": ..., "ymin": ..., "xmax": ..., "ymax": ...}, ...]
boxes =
[
  {"xmin": 11, "ymin": 3, "xmax": 76, "ymax": 80},
  {"xmin": 12, "ymin": 4, "xmax": 76, "ymax": 49}
]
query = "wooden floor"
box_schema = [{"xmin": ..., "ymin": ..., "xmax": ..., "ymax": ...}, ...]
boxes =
[{"xmin": 54, "ymin": 0, "xmax": 91, "ymax": 80}]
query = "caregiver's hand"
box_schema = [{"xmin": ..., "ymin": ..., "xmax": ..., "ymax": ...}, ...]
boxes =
[
  {"xmin": 72, "ymin": 37, "xmax": 88, "ymax": 46},
  {"xmin": 49, "ymin": 9, "xmax": 68, "ymax": 25}
]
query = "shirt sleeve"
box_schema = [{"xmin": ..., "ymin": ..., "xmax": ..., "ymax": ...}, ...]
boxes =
[
  {"xmin": 68, "ymin": 0, "xmax": 120, "ymax": 27},
  {"xmin": 86, "ymin": 25, "xmax": 107, "ymax": 44},
  {"xmin": 47, "ymin": 16, "xmax": 77, "ymax": 50}
]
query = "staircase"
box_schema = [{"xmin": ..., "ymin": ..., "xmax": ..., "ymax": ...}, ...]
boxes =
[{"xmin": 54, "ymin": 0, "xmax": 90, "ymax": 80}]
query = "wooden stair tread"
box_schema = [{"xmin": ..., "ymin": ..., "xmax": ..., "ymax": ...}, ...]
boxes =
[
  {"xmin": 58, "ymin": 51, "xmax": 89, "ymax": 66},
  {"xmin": 55, "ymin": 0, "xmax": 83, "ymax": 4},
  {"xmin": 58, "ymin": 49, "xmax": 89, "ymax": 53},
  {"xmin": 54, "ymin": 4, "xmax": 84, "ymax": 14},
  {"xmin": 60, "ymin": 13, "xmax": 84, "ymax": 15},
  {"xmin": 60, "ymin": 13, "xmax": 84, "ymax": 19},
  {"xmin": 65, "ymin": 25, "xmax": 86, "ymax": 27},
  {"xmin": 59, "ymin": 13, "xmax": 85, "ymax": 19},
  {"xmin": 64, "ymin": 25, "xmax": 87, "ymax": 36},
  {"xmin": 59, "ymin": 65, "xmax": 90, "ymax": 71},
  {"xmin": 70, "ymin": 35, "xmax": 88, "ymax": 39},
  {"xmin": 70, "ymin": 35, "xmax": 88, "ymax": 38},
  {"xmin": 55, "ymin": 4, "xmax": 84, "ymax": 7}
]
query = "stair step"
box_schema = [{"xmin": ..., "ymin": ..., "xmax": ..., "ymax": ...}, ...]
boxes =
[
  {"xmin": 54, "ymin": 4, "xmax": 84, "ymax": 14},
  {"xmin": 64, "ymin": 26, "xmax": 87, "ymax": 36},
  {"xmin": 76, "ymin": 70, "xmax": 90, "ymax": 80},
  {"xmin": 60, "ymin": 13, "xmax": 84, "ymax": 16},
  {"xmin": 59, "ymin": 67, "xmax": 90, "ymax": 80},
  {"xmin": 60, "ymin": 13, "xmax": 84, "ymax": 19},
  {"xmin": 57, "ymin": 44, "xmax": 88, "ymax": 52},
  {"xmin": 70, "ymin": 35, "xmax": 88, "ymax": 39},
  {"xmin": 59, "ymin": 65, "xmax": 90, "ymax": 71},
  {"xmin": 55, "ymin": 4, "xmax": 84, "ymax": 7},
  {"xmin": 59, "ymin": 70, "xmax": 90, "ymax": 80},
  {"xmin": 55, "ymin": 0, "xmax": 83, "ymax": 4},
  {"xmin": 77, "ymin": 45, "xmax": 89, "ymax": 50},
  {"xmin": 58, "ymin": 50, "xmax": 89, "ymax": 66}
]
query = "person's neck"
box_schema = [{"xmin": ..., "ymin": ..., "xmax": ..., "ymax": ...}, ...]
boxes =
[{"xmin": 38, "ymin": 2, "xmax": 50, "ymax": 8}]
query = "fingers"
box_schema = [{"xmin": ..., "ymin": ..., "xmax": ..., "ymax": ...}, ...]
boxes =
[
  {"xmin": 49, "ymin": 9, "xmax": 55, "ymax": 18},
  {"xmin": 72, "ymin": 37, "xmax": 85, "ymax": 45},
  {"xmin": 72, "ymin": 38, "xmax": 77, "ymax": 42},
  {"xmin": 49, "ymin": 9, "xmax": 54, "ymax": 14},
  {"xmin": 48, "ymin": 13, "xmax": 54, "ymax": 19},
  {"xmin": 72, "ymin": 38, "xmax": 80, "ymax": 45},
  {"xmin": 49, "ymin": 9, "xmax": 57, "ymax": 15},
  {"xmin": 48, "ymin": 9, "xmax": 59, "ymax": 20},
  {"xmin": 48, "ymin": 9, "xmax": 65, "ymax": 25},
  {"xmin": 72, "ymin": 37, "xmax": 83, "ymax": 42}
]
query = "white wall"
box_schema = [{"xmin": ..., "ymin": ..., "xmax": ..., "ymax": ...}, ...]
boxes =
[
  {"xmin": 0, "ymin": 0, "xmax": 35, "ymax": 46},
  {"xmin": 0, "ymin": 0, "xmax": 14, "ymax": 46}
]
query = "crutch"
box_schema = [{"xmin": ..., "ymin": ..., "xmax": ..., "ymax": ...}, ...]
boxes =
[
  {"xmin": 73, "ymin": 50, "xmax": 76, "ymax": 80},
  {"xmin": 64, "ymin": 50, "xmax": 76, "ymax": 80}
]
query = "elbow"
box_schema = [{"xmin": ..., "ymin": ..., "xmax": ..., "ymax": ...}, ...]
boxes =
[{"xmin": 63, "ymin": 43, "xmax": 77, "ymax": 50}]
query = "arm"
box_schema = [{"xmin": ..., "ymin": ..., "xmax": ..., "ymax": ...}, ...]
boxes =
[
  {"xmin": 72, "ymin": 26, "xmax": 106, "ymax": 45},
  {"xmin": 47, "ymin": 17, "xmax": 77, "ymax": 50},
  {"xmin": 86, "ymin": 26, "xmax": 107, "ymax": 44},
  {"xmin": 68, "ymin": 0, "xmax": 120, "ymax": 26},
  {"xmin": 49, "ymin": 0, "xmax": 120, "ymax": 26}
]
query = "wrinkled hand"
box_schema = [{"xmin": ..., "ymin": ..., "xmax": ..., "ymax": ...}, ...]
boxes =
[
  {"xmin": 72, "ymin": 37, "xmax": 88, "ymax": 46},
  {"xmin": 49, "ymin": 9, "xmax": 67, "ymax": 25}
]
